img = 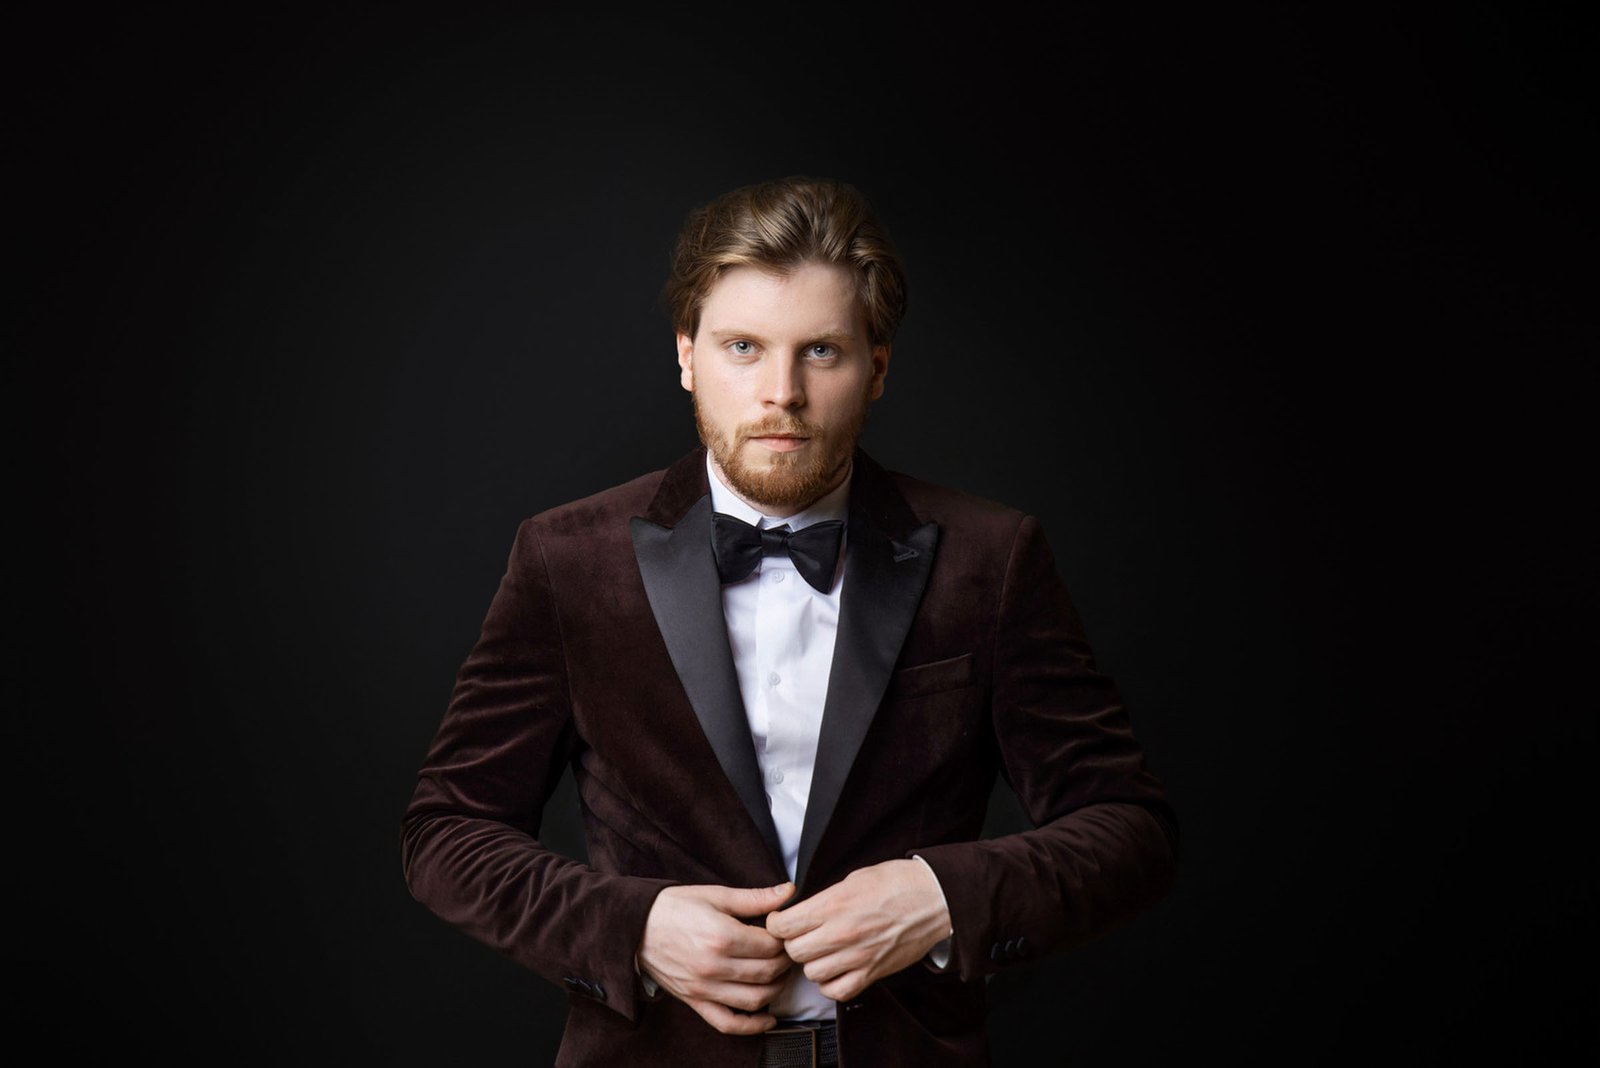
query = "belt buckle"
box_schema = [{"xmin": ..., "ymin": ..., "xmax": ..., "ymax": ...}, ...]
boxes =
[{"xmin": 767, "ymin": 1022, "xmax": 819, "ymax": 1067}]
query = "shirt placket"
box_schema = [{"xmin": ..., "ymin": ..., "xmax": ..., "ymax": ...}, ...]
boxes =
[{"xmin": 757, "ymin": 551, "xmax": 804, "ymax": 874}]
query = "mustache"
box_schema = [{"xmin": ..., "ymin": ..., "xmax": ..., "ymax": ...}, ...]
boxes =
[{"xmin": 739, "ymin": 416, "xmax": 821, "ymax": 439}]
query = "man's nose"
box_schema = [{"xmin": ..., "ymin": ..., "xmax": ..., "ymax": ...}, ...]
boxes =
[{"xmin": 761, "ymin": 352, "xmax": 805, "ymax": 409}]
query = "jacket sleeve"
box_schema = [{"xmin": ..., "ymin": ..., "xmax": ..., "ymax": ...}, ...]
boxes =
[
  {"xmin": 400, "ymin": 519, "xmax": 675, "ymax": 1022},
  {"xmin": 910, "ymin": 514, "xmax": 1178, "ymax": 980}
]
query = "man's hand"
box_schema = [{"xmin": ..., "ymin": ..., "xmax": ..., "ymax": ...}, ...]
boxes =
[
  {"xmin": 765, "ymin": 859, "xmax": 952, "ymax": 1002},
  {"xmin": 637, "ymin": 882, "xmax": 796, "ymax": 1035}
]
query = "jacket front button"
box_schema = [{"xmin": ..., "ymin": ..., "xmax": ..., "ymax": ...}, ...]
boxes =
[
  {"xmin": 989, "ymin": 942, "xmax": 1001, "ymax": 961},
  {"xmin": 1004, "ymin": 939, "xmax": 1017, "ymax": 959}
]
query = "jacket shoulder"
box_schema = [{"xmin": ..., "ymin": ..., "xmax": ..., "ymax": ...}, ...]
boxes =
[{"xmin": 521, "ymin": 466, "xmax": 668, "ymax": 539}]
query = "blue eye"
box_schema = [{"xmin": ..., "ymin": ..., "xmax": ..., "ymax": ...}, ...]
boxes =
[
  {"xmin": 807, "ymin": 344, "xmax": 836, "ymax": 359},
  {"xmin": 731, "ymin": 340, "xmax": 754, "ymax": 355}
]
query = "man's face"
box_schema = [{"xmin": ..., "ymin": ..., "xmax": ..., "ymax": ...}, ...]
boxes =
[{"xmin": 677, "ymin": 260, "xmax": 890, "ymax": 514}]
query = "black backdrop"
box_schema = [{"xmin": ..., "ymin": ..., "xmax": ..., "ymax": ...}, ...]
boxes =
[{"xmin": 18, "ymin": 5, "xmax": 1590, "ymax": 1064}]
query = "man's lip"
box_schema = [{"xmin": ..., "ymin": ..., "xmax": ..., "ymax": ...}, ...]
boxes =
[{"xmin": 748, "ymin": 434, "xmax": 810, "ymax": 451}]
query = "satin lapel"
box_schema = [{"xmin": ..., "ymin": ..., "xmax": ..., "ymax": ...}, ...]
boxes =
[
  {"xmin": 795, "ymin": 481, "xmax": 939, "ymax": 890},
  {"xmin": 630, "ymin": 492, "xmax": 785, "ymax": 869}
]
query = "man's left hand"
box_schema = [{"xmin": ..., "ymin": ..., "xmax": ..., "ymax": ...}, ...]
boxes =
[{"xmin": 764, "ymin": 858, "xmax": 952, "ymax": 1002}]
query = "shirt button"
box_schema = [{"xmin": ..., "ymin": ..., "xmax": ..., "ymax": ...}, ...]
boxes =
[
  {"xmin": 768, "ymin": 768, "xmax": 785, "ymax": 785},
  {"xmin": 772, "ymin": 571, "xmax": 785, "ymax": 583},
  {"xmin": 768, "ymin": 671, "xmax": 781, "ymax": 687}
]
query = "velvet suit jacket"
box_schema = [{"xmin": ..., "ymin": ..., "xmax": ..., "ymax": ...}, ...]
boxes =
[{"xmin": 401, "ymin": 446, "xmax": 1177, "ymax": 1066}]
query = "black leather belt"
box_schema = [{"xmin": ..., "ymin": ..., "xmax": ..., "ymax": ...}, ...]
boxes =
[{"xmin": 758, "ymin": 1020, "xmax": 838, "ymax": 1068}]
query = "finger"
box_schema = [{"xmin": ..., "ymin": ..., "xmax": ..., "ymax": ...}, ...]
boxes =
[
  {"xmin": 690, "ymin": 978, "xmax": 790, "ymax": 1013},
  {"xmin": 780, "ymin": 921, "xmax": 853, "ymax": 965},
  {"xmin": 715, "ymin": 917, "xmax": 791, "ymax": 959},
  {"xmin": 777, "ymin": 928, "xmax": 820, "ymax": 964},
  {"xmin": 801, "ymin": 948, "xmax": 860, "ymax": 986},
  {"xmin": 765, "ymin": 897, "xmax": 825, "ymax": 940},
  {"xmin": 701, "ymin": 882, "xmax": 796, "ymax": 919},
  {"xmin": 817, "ymin": 970, "xmax": 868, "ymax": 1003},
  {"xmin": 710, "ymin": 953, "xmax": 793, "ymax": 986},
  {"xmin": 685, "ymin": 997, "xmax": 777, "ymax": 1036}
]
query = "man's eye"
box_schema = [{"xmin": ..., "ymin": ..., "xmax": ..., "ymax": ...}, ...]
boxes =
[
  {"xmin": 806, "ymin": 344, "xmax": 836, "ymax": 359},
  {"xmin": 730, "ymin": 341, "xmax": 754, "ymax": 355}
]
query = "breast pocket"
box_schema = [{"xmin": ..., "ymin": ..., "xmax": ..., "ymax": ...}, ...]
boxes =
[{"xmin": 885, "ymin": 652, "xmax": 975, "ymax": 701}]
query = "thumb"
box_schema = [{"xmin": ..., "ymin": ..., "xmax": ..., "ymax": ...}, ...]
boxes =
[{"xmin": 703, "ymin": 881, "xmax": 796, "ymax": 917}]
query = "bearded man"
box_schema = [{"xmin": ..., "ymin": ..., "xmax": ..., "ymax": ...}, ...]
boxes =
[{"xmin": 402, "ymin": 176, "xmax": 1177, "ymax": 1067}]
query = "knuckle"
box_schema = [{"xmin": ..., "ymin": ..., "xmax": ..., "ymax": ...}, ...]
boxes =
[{"xmin": 825, "ymin": 977, "xmax": 858, "ymax": 1001}]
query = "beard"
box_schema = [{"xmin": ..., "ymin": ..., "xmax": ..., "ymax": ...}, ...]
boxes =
[{"xmin": 694, "ymin": 394, "xmax": 870, "ymax": 515}]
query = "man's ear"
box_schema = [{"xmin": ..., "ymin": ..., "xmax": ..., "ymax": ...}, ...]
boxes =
[
  {"xmin": 675, "ymin": 332, "xmax": 694, "ymax": 392},
  {"xmin": 868, "ymin": 343, "xmax": 892, "ymax": 401}
]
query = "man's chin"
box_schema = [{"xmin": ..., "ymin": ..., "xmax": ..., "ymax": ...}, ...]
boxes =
[{"xmin": 729, "ymin": 464, "xmax": 852, "ymax": 514}]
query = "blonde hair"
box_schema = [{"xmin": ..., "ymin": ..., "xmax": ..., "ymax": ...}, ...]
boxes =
[{"xmin": 664, "ymin": 176, "xmax": 909, "ymax": 347}]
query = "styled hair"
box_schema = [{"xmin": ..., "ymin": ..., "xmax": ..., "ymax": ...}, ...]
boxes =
[{"xmin": 663, "ymin": 176, "xmax": 909, "ymax": 347}]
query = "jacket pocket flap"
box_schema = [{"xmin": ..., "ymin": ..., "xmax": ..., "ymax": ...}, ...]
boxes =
[{"xmin": 887, "ymin": 652, "xmax": 974, "ymax": 701}]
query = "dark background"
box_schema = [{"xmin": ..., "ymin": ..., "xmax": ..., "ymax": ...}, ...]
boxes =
[{"xmin": 18, "ymin": 4, "xmax": 1590, "ymax": 1064}]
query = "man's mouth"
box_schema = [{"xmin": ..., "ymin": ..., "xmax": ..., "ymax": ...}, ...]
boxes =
[{"xmin": 748, "ymin": 434, "xmax": 810, "ymax": 452}]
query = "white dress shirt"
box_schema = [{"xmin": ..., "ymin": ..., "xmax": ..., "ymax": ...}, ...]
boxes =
[{"xmin": 707, "ymin": 453, "xmax": 850, "ymax": 1021}]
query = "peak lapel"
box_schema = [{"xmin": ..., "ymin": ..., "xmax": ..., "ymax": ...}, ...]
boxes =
[
  {"xmin": 795, "ymin": 451, "xmax": 939, "ymax": 890},
  {"xmin": 630, "ymin": 450, "xmax": 785, "ymax": 870}
]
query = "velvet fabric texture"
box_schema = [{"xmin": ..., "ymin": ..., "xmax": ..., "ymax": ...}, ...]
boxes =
[{"xmin": 401, "ymin": 447, "xmax": 1178, "ymax": 1066}]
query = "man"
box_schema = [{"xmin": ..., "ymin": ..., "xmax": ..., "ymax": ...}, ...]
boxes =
[{"xmin": 402, "ymin": 176, "xmax": 1177, "ymax": 1066}]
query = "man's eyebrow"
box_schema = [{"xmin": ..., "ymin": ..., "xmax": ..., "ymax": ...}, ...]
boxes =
[
  {"xmin": 800, "ymin": 330, "xmax": 859, "ymax": 347},
  {"xmin": 705, "ymin": 329, "xmax": 860, "ymax": 345}
]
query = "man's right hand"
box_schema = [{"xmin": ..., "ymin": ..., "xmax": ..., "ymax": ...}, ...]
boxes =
[{"xmin": 637, "ymin": 881, "xmax": 796, "ymax": 1035}]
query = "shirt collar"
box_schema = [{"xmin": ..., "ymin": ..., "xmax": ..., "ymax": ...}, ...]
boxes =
[{"xmin": 705, "ymin": 450, "xmax": 852, "ymax": 531}]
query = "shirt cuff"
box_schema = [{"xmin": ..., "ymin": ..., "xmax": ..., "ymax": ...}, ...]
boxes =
[
  {"xmin": 635, "ymin": 954, "xmax": 660, "ymax": 998},
  {"xmin": 911, "ymin": 854, "xmax": 954, "ymax": 971}
]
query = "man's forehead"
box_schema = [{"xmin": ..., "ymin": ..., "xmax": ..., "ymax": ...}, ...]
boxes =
[{"xmin": 698, "ymin": 262, "xmax": 868, "ymax": 335}]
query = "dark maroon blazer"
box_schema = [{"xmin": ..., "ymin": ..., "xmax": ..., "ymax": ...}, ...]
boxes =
[{"xmin": 401, "ymin": 446, "xmax": 1177, "ymax": 1066}]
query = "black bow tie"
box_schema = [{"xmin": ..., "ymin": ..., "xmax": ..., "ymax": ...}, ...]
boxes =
[{"xmin": 712, "ymin": 512, "xmax": 844, "ymax": 594}]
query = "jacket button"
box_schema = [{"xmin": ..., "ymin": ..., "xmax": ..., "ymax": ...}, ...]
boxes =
[
  {"xmin": 592, "ymin": 982, "xmax": 606, "ymax": 1001},
  {"xmin": 1004, "ymin": 939, "xmax": 1017, "ymax": 959},
  {"xmin": 1016, "ymin": 936, "xmax": 1029, "ymax": 956},
  {"xmin": 989, "ymin": 942, "xmax": 1001, "ymax": 961}
]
